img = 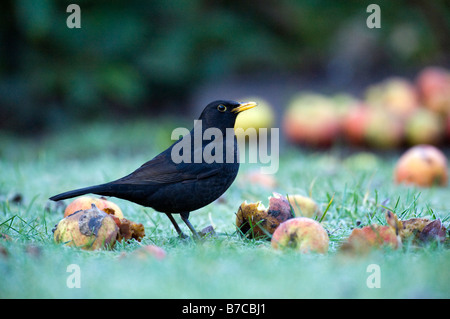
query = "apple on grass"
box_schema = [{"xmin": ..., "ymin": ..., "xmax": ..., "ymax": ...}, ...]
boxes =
[
  {"xmin": 385, "ymin": 210, "xmax": 447, "ymax": 244},
  {"xmin": 342, "ymin": 104, "xmax": 371, "ymax": 146},
  {"xmin": 236, "ymin": 193, "xmax": 293, "ymax": 239},
  {"xmin": 364, "ymin": 77, "xmax": 419, "ymax": 118},
  {"xmin": 404, "ymin": 109, "xmax": 445, "ymax": 145},
  {"xmin": 234, "ymin": 97, "xmax": 275, "ymax": 137},
  {"xmin": 124, "ymin": 245, "xmax": 167, "ymax": 260},
  {"xmin": 340, "ymin": 224, "xmax": 399, "ymax": 254},
  {"xmin": 64, "ymin": 196, "xmax": 124, "ymax": 219},
  {"xmin": 271, "ymin": 217, "xmax": 329, "ymax": 254},
  {"xmin": 287, "ymin": 194, "xmax": 322, "ymax": 219},
  {"xmin": 53, "ymin": 204, "xmax": 119, "ymax": 250},
  {"xmin": 62, "ymin": 196, "xmax": 146, "ymax": 243},
  {"xmin": 283, "ymin": 93, "xmax": 342, "ymax": 148},
  {"xmin": 394, "ymin": 144, "xmax": 448, "ymax": 187},
  {"xmin": 416, "ymin": 66, "xmax": 450, "ymax": 114},
  {"xmin": 363, "ymin": 108, "xmax": 404, "ymax": 149}
]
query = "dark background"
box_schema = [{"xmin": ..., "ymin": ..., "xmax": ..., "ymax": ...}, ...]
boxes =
[{"xmin": 1, "ymin": 0, "xmax": 449, "ymax": 134}]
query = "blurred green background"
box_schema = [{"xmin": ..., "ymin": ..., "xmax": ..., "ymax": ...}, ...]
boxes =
[{"xmin": 0, "ymin": 0, "xmax": 449, "ymax": 134}]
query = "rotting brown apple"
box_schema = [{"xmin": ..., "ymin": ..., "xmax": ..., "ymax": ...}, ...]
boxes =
[
  {"xmin": 53, "ymin": 204, "xmax": 119, "ymax": 250},
  {"xmin": 64, "ymin": 196, "xmax": 124, "ymax": 219},
  {"xmin": 236, "ymin": 193, "xmax": 293, "ymax": 239},
  {"xmin": 385, "ymin": 210, "xmax": 447, "ymax": 244}
]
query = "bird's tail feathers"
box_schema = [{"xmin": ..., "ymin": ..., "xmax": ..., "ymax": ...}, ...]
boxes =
[{"xmin": 49, "ymin": 184, "xmax": 112, "ymax": 201}]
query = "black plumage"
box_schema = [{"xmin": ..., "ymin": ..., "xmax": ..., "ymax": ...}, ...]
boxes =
[{"xmin": 50, "ymin": 100, "xmax": 257, "ymax": 238}]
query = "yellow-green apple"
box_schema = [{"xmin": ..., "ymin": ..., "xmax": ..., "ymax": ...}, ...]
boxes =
[
  {"xmin": 235, "ymin": 97, "xmax": 275, "ymax": 137},
  {"xmin": 363, "ymin": 108, "xmax": 404, "ymax": 149},
  {"xmin": 287, "ymin": 194, "xmax": 322, "ymax": 219},
  {"xmin": 271, "ymin": 217, "xmax": 329, "ymax": 253},
  {"xmin": 365, "ymin": 77, "xmax": 419, "ymax": 117},
  {"xmin": 53, "ymin": 204, "xmax": 119, "ymax": 250},
  {"xmin": 404, "ymin": 109, "xmax": 445, "ymax": 145}
]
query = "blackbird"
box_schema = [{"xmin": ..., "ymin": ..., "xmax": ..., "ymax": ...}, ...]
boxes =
[{"xmin": 50, "ymin": 100, "xmax": 257, "ymax": 238}]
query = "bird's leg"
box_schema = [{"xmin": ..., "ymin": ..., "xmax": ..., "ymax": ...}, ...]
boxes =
[
  {"xmin": 165, "ymin": 213, "xmax": 188, "ymax": 239},
  {"xmin": 180, "ymin": 212, "xmax": 200, "ymax": 239}
]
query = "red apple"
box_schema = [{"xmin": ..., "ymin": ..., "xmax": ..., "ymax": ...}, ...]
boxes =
[
  {"xmin": 128, "ymin": 245, "xmax": 167, "ymax": 260},
  {"xmin": 271, "ymin": 217, "xmax": 329, "ymax": 253},
  {"xmin": 394, "ymin": 144, "xmax": 448, "ymax": 187},
  {"xmin": 64, "ymin": 196, "xmax": 124, "ymax": 219},
  {"xmin": 341, "ymin": 225, "xmax": 399, "ymax": 254},
  {"xmin": 416, "ymin": 66, "xmax": 450, "ymax": 114},
  {"xmin": 283, "ymin": 93, "xmax": 341, "ymax": 148},
  {"xmin": 342, "ymin": 104, "xmax": 371, "ymax": 145}
]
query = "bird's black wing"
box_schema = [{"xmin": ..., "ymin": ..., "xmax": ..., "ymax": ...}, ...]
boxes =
[{"xmin": 111, "ymin": 149, "xmax": 220, "ymax": 185}]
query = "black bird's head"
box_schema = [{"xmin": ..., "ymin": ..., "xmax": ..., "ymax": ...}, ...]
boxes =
[{"xmin": 198, "ymin": 100, "xmax": 257, "ymax": 132}]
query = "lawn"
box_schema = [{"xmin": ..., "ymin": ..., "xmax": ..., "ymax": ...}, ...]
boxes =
[{"xmin": 0, "ymin": 119, "xmax": 449, "ymax": 299}]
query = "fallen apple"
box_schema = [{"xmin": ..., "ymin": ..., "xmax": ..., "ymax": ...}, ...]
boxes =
[
  {"xmin": 340, "ymin": 225, "xmax": 399, "ymax": 254},
  {"xmin": 342, "ymin": 104, "xmax": 371, "ymax": 146},
  {"xmin": 234, "ymin": 97, "xmax": 275, "ymax": 136},
  {"xmin": 365, "ymin": 77, "xmax": 419, "ymax": 117},
  {"xmin": 363, "ymin": 108, "xmax": 404, "ymax": 149},
  {"xmin": 343, "ymin": 152, "xmax": 380, "ymax": 171},
  {"xmin": 53, "ymin": 204, "xmax": 119, "ymax": 250},
  {"xmin": 127, "ymin": 245, "xmax": 167, "ymax": 260},
  {"xmin": 271, "ymin": 217, "xmax": 329, "ymax": 253},
  {"xmin": 283, "ymin": 93, "xmax": 342, "ymax": 148},
  {"xmin": 240, "ymin": 170, "xmax": 277, "ymax": 189},
  {"xmin": 287, "ymin": 194, "xmax": 322, "ymax": 219},
  {"xmin": 394, "ymin": 144, "xmax": 448, "ymax": 187},
  {"xmin": 404, "ymin": 109, "xmax": 445, "ymax": 145},
  {"xmin": 416, "ymin": 66, "xmax": 450, "ymax": 114},
  {"xmin": 64, "ymin": 196, "xmax": 124, "ymax": 219},
  {"xmin": 385, "ymin": 210, "xmax": 447, "ymax": 244},
  {"xmin": 236, "ymin": 193, "xmax": 293, "ymax": 239},
  {"xmin": 114, "ymin": 217, "xmax": 146, "ymax": 242}
]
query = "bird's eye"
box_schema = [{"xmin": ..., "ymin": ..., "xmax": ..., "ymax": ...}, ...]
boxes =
[{"xmin": 217, "ymin": 104, "xmax": 227, "ymax": 112}]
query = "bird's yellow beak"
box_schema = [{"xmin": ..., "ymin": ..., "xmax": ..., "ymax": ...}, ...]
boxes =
[{"xmin": 232, "ymin": 101, "xmax": 258, "ymax": 113}]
